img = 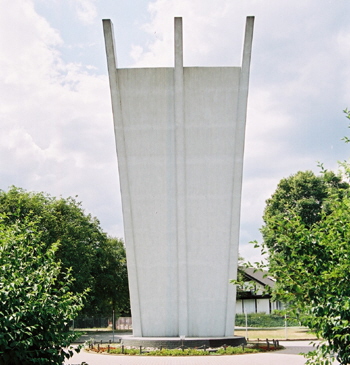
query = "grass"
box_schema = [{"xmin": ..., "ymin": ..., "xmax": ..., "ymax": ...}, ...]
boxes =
[{"xmin": 235, "ymin": 326, "xmax": 317, "ymax": 340}]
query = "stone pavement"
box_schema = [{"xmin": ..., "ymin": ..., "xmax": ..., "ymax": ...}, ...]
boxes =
[{"xmin": 63, "ymin": 340, "xmax": 340, "ymax": 365}]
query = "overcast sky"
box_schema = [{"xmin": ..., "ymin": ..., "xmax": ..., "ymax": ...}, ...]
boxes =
[{"xmin": 1, "ymin": 0, "xmax": 350, "ymax": 263}]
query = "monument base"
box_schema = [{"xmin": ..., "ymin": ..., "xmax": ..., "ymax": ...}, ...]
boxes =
[{"xmin": 120, "ymin": 335, "xmax": 246, "ymax": 349}]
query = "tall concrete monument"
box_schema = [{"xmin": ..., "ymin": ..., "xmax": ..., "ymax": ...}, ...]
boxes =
[{"xmin": 103, "ymin": 17, "xmax": 254, "ymax": 341}]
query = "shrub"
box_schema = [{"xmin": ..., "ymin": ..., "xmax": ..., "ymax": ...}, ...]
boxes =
[
  {"xmin": 235, "ymin": 312, "xmax": 299, "ymax": 327},
  {"xmin": 0, "ymin": 215, "xmax": 86, "ymax": 365},
  {"xmin": 216, "ymin": 346, "xmax": 258, "ymax": 354}
]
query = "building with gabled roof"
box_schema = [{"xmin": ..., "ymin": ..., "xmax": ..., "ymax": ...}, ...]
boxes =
[{"xmin": 236, "ymin": 267, "xmax": 284, "ymax": 314}]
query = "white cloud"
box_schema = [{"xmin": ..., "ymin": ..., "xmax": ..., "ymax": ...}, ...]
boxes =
[
  {"xmin": 72, "ymin": 0, "xmax": 97, "ymax": 24},
  {"xmin": 130, "ymin": 45, "xmax": 144, "ymax": 63},
  {"xmin": 0, "ymin": 0, "xmax": 123, "ymax": 238},
  {"xmin": 131, "ymin": 0, "xmax": 350, "ymax": 262},
  {"xmin": 2, "ymin": 0, "xmax": 350, "ymax": 263},
  {"xmin": 130, "ymin": 0, "xmax": 246, "ymax": 67},
  {"xmin": 112, "ymin": 0, "xmax": 350, "ymax": 261}
]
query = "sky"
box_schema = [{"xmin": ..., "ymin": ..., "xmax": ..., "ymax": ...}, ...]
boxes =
[{"xmin": 1, "ymin": 0, "xmax": 350, "ymax": 263}]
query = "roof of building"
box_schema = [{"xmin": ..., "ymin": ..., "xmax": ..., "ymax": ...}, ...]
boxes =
[{"xmin": 239, "ymin": 266, "xmax": 276, "ymax": 289}]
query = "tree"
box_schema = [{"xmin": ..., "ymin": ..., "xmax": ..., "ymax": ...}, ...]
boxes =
[
  {"xmin": 260, "ymin": 169, "xmax": 350, "ymax": 364},
  {"xmin": 261, "ymin": 194, "xmax": 350, "ymax": 364},
  {"xmin": 261, "ymin": 170, "xmax": 349, "ymax": 252},
  {"xmin": 0, "ymin": 215, "xmax": 85, "ymax": 364},
  {"xmin": 89, "ymin": 237, "xmax": 130, "ymax": 317},
  {"xmin": 0, "ymin": 186, "xmax": 130, "ymax": 317}
]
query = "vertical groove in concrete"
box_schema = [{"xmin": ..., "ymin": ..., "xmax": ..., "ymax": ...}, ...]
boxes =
[
  {"xmin": 174, "ymin": 17, "xmax": 188, "ymax": 336},
  {"xmin": 225, "ymin": 16, "xmax": 254, "ymax": 336},
  {"xmin": 103, "ymin": 19, "xmax": 143, "ymax": 336}
]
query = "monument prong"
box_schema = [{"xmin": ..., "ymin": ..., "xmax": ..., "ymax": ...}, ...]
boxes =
[
  {"xmin": 103, "ymin": 18, "xmax": 143, "ymax": 336},
  {"xmin": 224, "ymin": 15, "xmax": 255, "ymax": 337},
  {"xmin": 174, "ymin": 17, "xmax": 183, "ymax": 69},
  {"xmin": 238, "ymin": 16, "xmax": 254, "ymax": 121},
  {"xmin": 174, "ymin": 16, "xmax": 189, "ymax": 336}
]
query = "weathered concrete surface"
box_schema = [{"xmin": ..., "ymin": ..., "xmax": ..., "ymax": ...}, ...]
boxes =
[{"xmin": 103, "ymin": 17, "xmax": 254, "ymax": 338}]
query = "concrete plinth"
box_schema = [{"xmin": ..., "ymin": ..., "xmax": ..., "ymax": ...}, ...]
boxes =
[{"xmin": 120, "ymin": 335, "xmax": 246, "ymax": 349}]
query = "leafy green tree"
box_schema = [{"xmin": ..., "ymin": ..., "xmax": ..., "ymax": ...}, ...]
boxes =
[
  {"xmin": 261, "ymin": 170, "xmax": 349, "ymax": 253},
  {"xmin": 246, "ymin": 110, "xmax": 350, "ymax": 364},
  {"xmin": 0, "ymin": 215, "xmax": 85, "ymax": 365},
  {"xmin": 261, "ymin": 193, "xmax": 350, "ymax": 364},
  {"xmin": 0, "ymin": 186, "xmax": 130, "ymax": 317},
  {"xmin": 259, "ymin": 165, "xmax": 350, "ymax": 364},
  {"xmin": 89, "ymin": 237, "xmax": 130, "ymax": 317}
]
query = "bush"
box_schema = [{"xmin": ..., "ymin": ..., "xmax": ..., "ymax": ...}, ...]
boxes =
[
  {"xmin": 216, "ymin": 346, "xmax": 258, "ymax": 354},
  {"xmin": 0, "ymin": 187, "xmax": 130, "ymax": 317},
  {"xmin": 144, "ymin": 348, "xmax": 211, "ymax": 356},
  {"xmin": 0, "ymin": 215, "xmax": 86, "ymax": 365}
]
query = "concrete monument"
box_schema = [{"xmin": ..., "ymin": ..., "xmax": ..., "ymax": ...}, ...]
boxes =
[{"xmin": 103, "ymin": 16, "xmax": 254, "ymax": 340}]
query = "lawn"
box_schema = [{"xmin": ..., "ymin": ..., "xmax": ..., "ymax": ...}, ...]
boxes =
[{"xmin": 235, "ymin": 326, "xmax": 317, "ymax": 340}]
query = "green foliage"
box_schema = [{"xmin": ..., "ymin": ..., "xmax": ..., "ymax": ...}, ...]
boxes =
[
  {"xmin": 109, "ymin": 347, "xmax": 139, "ymax": 355},
  {"xmin": 341, "ymin": 108, "xmax": 350, "ymax": 144},
  {"xmin": 0, "ymin": 186, "xmax": 130, "ymax": 317},
  {"xmin": 260, "ymin": 160, "xmax": 350, "ymax": 363},
  {"xmin": 143, "ymin": 348, "xmax": 211, "ymax": 356},
  {"xmin": 108, "ymin": 347, "xmax": 211, "ymax": 356},
  {"xmin": 216, "ymin": 346, "xmax": 258, "ymax": 355},
  {"xmin": 261, "ymin": 170, "xmax": 349, "ymax": 253},
  {"xmin": 90, "ymin": 237, "xmax": 130, "ymax": 317},
  {"xmin": 0, "ymin": 215, "xmax": 85, "ymax": 365},
  {"xmin": 235, "ymin": 312, "xmax": 299, "ymax": 327},
  {"xmin": 106, "ymin": 346, "xmax": 258, "ymax": 356}
]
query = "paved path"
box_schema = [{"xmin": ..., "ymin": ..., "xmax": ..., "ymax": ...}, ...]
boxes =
[{"xmin": 63, "ymin": 340, "xmax": 339, "ymax": 365}]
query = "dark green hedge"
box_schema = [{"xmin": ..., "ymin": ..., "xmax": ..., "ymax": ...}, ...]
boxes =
[{"xmin": 235, "ymin": 312, "xmax": 299, "ymax": 327}]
